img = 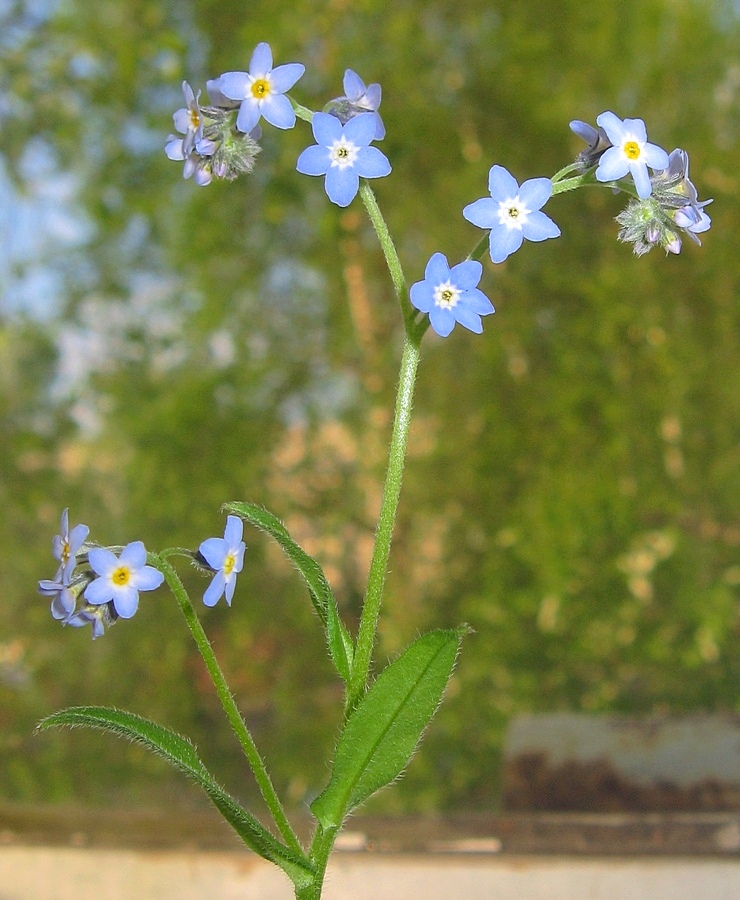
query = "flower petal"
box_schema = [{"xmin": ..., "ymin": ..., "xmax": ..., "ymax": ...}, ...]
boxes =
[
  {"xmin": 354, "ymin": 146, "xmax": 391, "ymax": 179},
  {"xmin": 463, "ymin": 197, "xmax": 497, "ymax": 229},
  {"xmin": 324, "ymin": 166, "xmax": 360, "ymax": 206},
  {"xmin": 489, "ymin": 225, "xmax": 524, "ymax": 263},
  {"xmin": 249, "ymin": 42, "xmax": 273, "ymax": 77},
  {"xmin": 312, "ymin": 111, "xmax": 343, "ymax": 144},
  {"xmin": 218, "ymin": 71, "xmax": 250, "ymax": 101},
  {"xmin": 488, "ymin": 165, "xmax": 519, "ymax": 200},
  {"xmin": 268, "ymin": 62, "xmax": 305, "ymax": 93},
  {"xmin": 449, "ymin": 259, "xmax": 482, "ymax": 290},
  {"xmin": 522, "ymin": 210, "xmax": 561, "ymax": 242},
  {"xmin": 344, "ymin": 112, "xmax": 377, "ymax": 147},
  {"xmin": 518, "ymin": 177, "xmax": 553, "ymax": 211},
  {"xmin": 203, "ymin": 572, "xmax": 226, "ymax": 607},
  {"xmin": 119, "ymin": 541, "xmax": 147, "ymax": 570},
  {"xmin": 259, "ymin": 94, "xmax": 296, "ymax": 129},
  {"xmin": 296, "ymin": 145, "xmax": 330, "ymax": 176}
]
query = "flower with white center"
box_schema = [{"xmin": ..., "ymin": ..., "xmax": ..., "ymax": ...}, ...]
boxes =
[
  {"xmin": 217, "ymin": 42, "xmax": 305, "ymax": 134},
  {"xmin": 463, "ymin": 165, "xmax": 561, "ymax": 263},
  {"xmin": 296, "ymin": 112, "xmax": 391, "ymax": 207},
  {"xmin": 410, "ymin": 253, "xmax": 494, "ymax": 337},
  {"xmin": 51, "ymin": 507, "xmax": 89, "ymax": 584},
  {"xmin": 84, "ymin": 541, "xmax": 164, "ymax": 619},
  {"xmin": 594, "ymin": 111, "xmax": 669, "ymax": 199},
  {"xmin": 199, "ymin": 515, "xmax": 246, "ymax": 607}
]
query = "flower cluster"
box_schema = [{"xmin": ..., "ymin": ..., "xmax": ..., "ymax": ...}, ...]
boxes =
[
  {"xmin": 165, "ymin": 46, "xmax": 713, "ymax": 333},
  {"xmin": 39, "ymin": 511, "xmax": 249, "ymax": 637},
  {"xmin": 570, "ymin": 113, "xmax": 712, "ymax": 255},
  {"xmin": 165, "ymin": 42, "xmax": 304, "ymax": 185},
  {"xmin": 38, "ymin": 509, "xmax": 164, "ymax": 638}
]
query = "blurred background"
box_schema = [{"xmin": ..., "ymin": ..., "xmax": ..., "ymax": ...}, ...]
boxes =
[{"xmin": 1, "ymin": 0, "xmax": 737, "ymax": 819}]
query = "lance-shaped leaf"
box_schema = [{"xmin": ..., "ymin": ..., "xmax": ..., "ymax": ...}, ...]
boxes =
[
  {"xmin": 310, "ymin": 627, "xmax": 468, "ymax": 829},
  {"xmin": 224, "ymin": 501, "xmax": 354, "ymax": 684},
  {"xmin": 37, "ymin": 707, "xmax": 314, "ymax": 889}
]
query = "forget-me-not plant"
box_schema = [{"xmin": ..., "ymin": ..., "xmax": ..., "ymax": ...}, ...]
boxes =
[{"xmin": 40, "ymin": 39, "xmax": 715, "ymax": 900}]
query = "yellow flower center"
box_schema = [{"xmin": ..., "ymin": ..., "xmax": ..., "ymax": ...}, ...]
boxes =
[
  {"xmin": 507, "ymin": 206, "xmax": 520, "ymax": 220},
  {"xmin": 623, "ymin": 140, "xmax": 641, "ymax": 160},
  {"xmin": 189, "ymin": 108, "xmax": 201, "ymax": 129},
  {"xmin": 251, "ymin": 78, "xmax": 270, "ymax": 100},
  {"xmin": 223, "ymin": 552, "xmax": 237, "ymax": 576},
  {"xmin": 112, "ymin": 566, "xmax": 130, "ymax": 586}
]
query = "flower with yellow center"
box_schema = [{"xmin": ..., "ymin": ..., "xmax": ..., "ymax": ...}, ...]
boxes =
[
  {"xmin": 199, "ymin": 516, "xmax": 247, "ymax": 607},
  {"xmin": 85, "ymin": 541, "xmax": 164, "ymax": 619},
  {"xmin": 218, "ymin": 42, "xmax": 305, "ymax": 134},
  {"xmin": 594, "ymin": 111, "xmax": 669, "ymax": 199}
]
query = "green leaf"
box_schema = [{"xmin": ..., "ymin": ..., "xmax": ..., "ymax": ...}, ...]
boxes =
[
  {"xmin": 224, "ymin": 501, "xmax": 354, "ymax": 684},
  {"xmin": 37, "ymin": 707, "xmax": 314, "ymax": 889},
  {"xmin": 310, "ymin": 627, "xmax": 468, "ymax": 829}
]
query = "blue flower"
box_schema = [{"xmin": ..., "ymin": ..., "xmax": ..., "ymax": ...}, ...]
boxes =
[
  {"xmin": 165, "ymin": 135, "xmax": 215, "ymax": 186},
  {"xmin": 38, "ymin": 578, "xmax": 78, "ymax": 622},
  {"xmin": 569, "ymin": 119, "xmax": 612, "ymax": 170},
  {"xmin": 171, "ymin": 81, "xmax": 210, "ymax": 156},
  {"xmin": 199, "ymin": 515, "xmax": 246, "ymax": 607},
  {"xmin": 410, "ymin": 253, "xmax": 494, "ymax": 337},
  {"xmin": 652, "ymin": 149, "xmax": 712, "ymax": 246},
  {"xmin": 325, "ymin": 69, "xmax": 385, "ymax": 140},
  {"xmin": 463, "ymin": 165, "xmax": 561, "ymax": 263},
  {"xmin": 217, "ymin": 42, "xmax": 305, "ymax": 133},
  {"xmin": 594, "ymin": 112, "xmax": 669, "ymax": 199},
  {"xmin": 51, "ymin": 507, "xmax": 89, "ymax": 584},
  {"xmin": 84, "ymin": 541, "xmax": 164, "ymax": 619},
  {"xmin": 296, "ymin": 112, "xmax": 391, "ymax": 207}
]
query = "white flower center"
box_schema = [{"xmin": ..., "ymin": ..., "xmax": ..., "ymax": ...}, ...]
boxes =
[
  {"xmin": 329, "ymin": 136, "xmax": 360, "ymax": 169},
  {"xmin": 497, "ymin": 195, "xmax": 530, "ymax": 231},
  {"xmin": 433, "ymin": 279, "xmax": 461, "ymax": 310}
]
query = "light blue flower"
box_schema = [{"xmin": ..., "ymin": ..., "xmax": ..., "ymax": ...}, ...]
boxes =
[
  {"xmin": 410, "ymin": 253, "xmax": 494, "ymax": 337},
  {"xmin": 165, "ymin": 135, "xmax": 215, "ymax": 186},
  {"xmin": 199, "ymin": 515, "xmax": 246, "ymax": 607},
  {"xmin": 463, "ymin": 165, "xmax": 561, "ymax": 263},
  {"xmin": 217, "ymin": 42, "xmax": 305, "ymax": 133},
  {"xmin": 325, "ymin": 69, "xmax": 385, "ymax": 140},
  {"xmin": 296, "ymin": 112, "xmax": 391, "ymax": 207},
  {"xmin": 84, "ymin": 541, "xmax": 164, "ymax": 619},
  {"xmin": 51, "ymin": 507, "xmax": 89, "ymax": 583},
  {"xmin": 38, "ymin": 578, "xmax": 78, "ymax": 621},
  {"xmin": 171, "ymin": 81, "xmax": 209, "ymax": 156},
  {"xmin": 594, "ymin": 112, "xmax": 669, "ymax": 199},
  {"xmin": 569, "ymin": 119, "xmax": 612, "ymax": 170}
]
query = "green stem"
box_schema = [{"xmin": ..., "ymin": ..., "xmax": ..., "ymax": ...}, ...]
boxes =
[
  {"xmin": 299, "ymin": 825, "xmax": 338, "ymax": 900},
  {"xmin": 359, "ymin": 181, "xmax": 416, "ymax": 327},
  {"xmin": 152, "ymin": 552, "xmax": 303, "ymax": 857},
  {"xmin": 348, "ymin": 332, "xmax": 421, "ymax": 709}
]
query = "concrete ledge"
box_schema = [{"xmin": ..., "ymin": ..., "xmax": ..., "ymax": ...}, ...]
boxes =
[{"xmin": 1, "ymin": 845, "xmax": 739, "ymax": 899}]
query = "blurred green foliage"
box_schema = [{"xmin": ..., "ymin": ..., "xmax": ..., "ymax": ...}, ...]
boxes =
[{"xmin": 0, "ymin": 0, "xmax": 737, "ymax": 814}]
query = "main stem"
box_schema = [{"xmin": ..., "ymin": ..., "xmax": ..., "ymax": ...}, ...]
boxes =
[
  {"xmin": 348, "ymin": 332, "xmax": 421, "ymax": 709},
  {"xmin": 154, "ymin": 553, "xmax": 303, "ymax": 857}
]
